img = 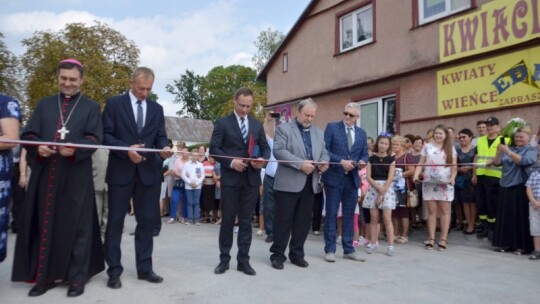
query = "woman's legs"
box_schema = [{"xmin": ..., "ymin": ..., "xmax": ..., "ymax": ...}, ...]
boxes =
[
  {"xmin": 438, "ymin": 201, "xmax": 451, "ymax": 244},
  {"xmin": 426, "ymin": 200, "xmax": 437, "ymax": 241},
  {"xmin": 383, "ymin": 209, "xmax": 394, "ymax": 246},
  {"xmin": 369, "ymin": 208, "xmax": 379, "ymax": 245}
]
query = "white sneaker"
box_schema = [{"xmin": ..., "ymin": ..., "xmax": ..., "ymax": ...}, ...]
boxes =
[
  {"xmin": 313, "ymin": 231, "xmax": 320, "ymax": 235},
  {"xmin": 256, "ymin": 229, "xmax": 265, "ymax": 236},
  {"xmin": 386, "ymin": 246, "xmax": 396, "ymax": 256},
  {"xmin": 343, "ymin": 251, "xmax": 366, "ymax": 262},
  {"xmin": 234, "ymin": 226, "xmax": 239, "ymax": 233},
  {"xmin": 366, "ymin": 242, "xmax": 379, "ymax": 254},
  {"xmin": 324, "ymin": 252, "xmax": 336, "ymax": 262},
  {"xmin": 336, "ymin": 236, "xmax": 342, "ymax": 245}
]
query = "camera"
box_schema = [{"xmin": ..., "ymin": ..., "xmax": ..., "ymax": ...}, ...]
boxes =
[{"xmin": 270, "ymin": 112, "xmax": 281, "ymax": 119}]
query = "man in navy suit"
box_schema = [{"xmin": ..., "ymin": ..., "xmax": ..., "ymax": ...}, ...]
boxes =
[
  {"xmin": 103, "ymin": 67, "xmax": 172, "ymax": 289},
  {"xmin": 210, "ymin": 87, "xmax": 270, "ymax": 276},
  {"xmin": 322, "ymin": 102, "xmax": 368, "ymax": 263}
]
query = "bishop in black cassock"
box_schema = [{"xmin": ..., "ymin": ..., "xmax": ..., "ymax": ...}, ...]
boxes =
[{"xmin": 11, "ymin": 59, "xmax": 104, "ymax": 297}]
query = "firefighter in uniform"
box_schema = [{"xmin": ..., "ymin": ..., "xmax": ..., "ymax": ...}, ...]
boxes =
[{"xmin": 472, "ymin": 117, "xmax": 508, "ymax": 240}]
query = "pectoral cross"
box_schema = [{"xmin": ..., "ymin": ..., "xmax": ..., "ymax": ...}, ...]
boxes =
[{"xmin": 58, "ymin": 125, "xmax": 70, "ymax": 140}]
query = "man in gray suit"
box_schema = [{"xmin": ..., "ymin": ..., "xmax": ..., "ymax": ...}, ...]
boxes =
[{"xmin": 269, "ymin": 98, "xmax": 329, "ymax": 270}]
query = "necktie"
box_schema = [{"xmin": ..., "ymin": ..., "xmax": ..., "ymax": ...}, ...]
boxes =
[
  {"xmin": 240, "ymin": 117, "xmax": 247, "ymax": 143},
  {"xmin": 136, "ymin": 100, "xmax": 143, "ymax": 133},
  {"xmin": 347, "ymin": 127, "xmax": 353, "ymax": 150}
]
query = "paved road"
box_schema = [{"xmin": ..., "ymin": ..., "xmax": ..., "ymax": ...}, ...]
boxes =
[{"xmin": 1, "ymin": 216, "xmax": 538, "ymax": 304}]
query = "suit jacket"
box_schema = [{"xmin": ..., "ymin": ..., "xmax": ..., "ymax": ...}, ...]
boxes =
[
  {"xmin": 321, "ymin": 121, "xmax": 368, "ymax": 188},
  {"xmin": 209, "ymin": 113, "xmax": 270, "ymax": 187},
  {"xmin": 102, "ymin": 93, "xmax": 168, "ymax": 186},
  {"xmin": 273, "ymin": 121, "xmax": 329, "ymax": 193}
]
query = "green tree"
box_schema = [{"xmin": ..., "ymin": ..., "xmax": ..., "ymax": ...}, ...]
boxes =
[
  {"xmin": 0, "ymin": 32, "xmax": 23, "ymax": 102},
  {"xmin": 252, "ymin": 28, "xmax": 285, "ymax": 73},
  {"xmin": 168, "ymin": 65, "xmax": 265, "ymax": 122},
  {"xmin": 21, "ymin": 21, "xmax": 140, "ymax": 110},
  {"xmin": 166, "ymin": 69, "xmax": 205, "ymax": 118}
]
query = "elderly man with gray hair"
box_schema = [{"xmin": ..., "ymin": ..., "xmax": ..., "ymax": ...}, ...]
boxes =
[
  {"xmin": 322, "ymin": 102, "xmax": 369, "ymax": 262},
  {"xmin": 269, "ymin": 98, "xmax": 329, "ymax": 270}
]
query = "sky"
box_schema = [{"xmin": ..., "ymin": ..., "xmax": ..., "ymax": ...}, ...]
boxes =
[{"xmin": 0, "ymin": 0, "xmax": 311, "ymax": 116}]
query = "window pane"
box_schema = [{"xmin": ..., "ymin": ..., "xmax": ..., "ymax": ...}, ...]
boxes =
[
  {"xmin": 423, "ymin": 0, "xmax": 445, "ymax": 18},
  {"xmin": 451, "ymin": 0, "xmax": 470, "ymax": 11},
  {"xmin": 342, "ymin": 14, "xmax": 353, "ymax": 49},
  {"xmin": 356, "ymin": 8, "xmax": 373, "ymax": 43},
  {"xmin": 383, "ymin": 97, "xmax": 396, "ymax": 135},
  {"xmin": 360, "ymin": 103, "xmax": 378, "ymax": 140}
]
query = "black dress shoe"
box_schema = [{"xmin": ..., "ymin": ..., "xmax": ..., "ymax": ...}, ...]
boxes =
[
  {"xmin": 265, "ymin": 236, "xmax": 273, "ymax": 243},
  {"xmin": 290, "ymin": 258, "xmax": 309, "ymax": 268},
  {"xmin": 28, "ymin": 283, "xmax": 56, "ymax": 297},
  {"xmin": 214, "ymin": 261, "xmax": 229, "ymax": 274},
  {"xmin": 237, "ymin": 262, "xmax": 256, "ymax": 276},
  {"xmin": 137, "ymin": 271, "xmax": 164, "ymax": 283},
  {"xmin": 271, "ymin": 260, "xmax": 284, "ymax": 270},
  {"xmin": 67, "ymin": 283, "xmax": 85, "ymax": 297},
  {"xmin": 107, "ymin": 276, "xmax": 122, "ymax": 289}
]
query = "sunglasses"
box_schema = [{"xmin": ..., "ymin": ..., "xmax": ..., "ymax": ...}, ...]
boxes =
[
  {"xmin": 343, "ymin": 112, "xmax": 358, "ymax": 118},
  {"xmin": 379, "ymin": 132, "xmax": 393, "ymax": 137}
]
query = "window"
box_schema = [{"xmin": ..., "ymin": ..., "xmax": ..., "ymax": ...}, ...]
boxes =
[
  {"xmin": 418, "ymin": 0, "xmax": 471, "ymax": 24},
  {"xmin": 282, "ymin": 53, "xmax": 288, "ymax": 73},
  {"xmin": 340, "ymin": 4, "xmax": 373, "ymax": 52},
  {"xmin": 357, "ymin": 95, "xmax": 396, "ymax": 139}
]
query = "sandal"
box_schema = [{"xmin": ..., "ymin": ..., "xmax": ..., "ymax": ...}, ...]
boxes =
[
  {"xmin": 437, "ymin": 239, "xmax": 447, "ymax": 251},
  {"xmin": 396, "ymin": 236, "xmax": 408, "ymax": 244},
  {"xmin": 425, "ymin": 239, "xmax": 435, "ymax": 250}
]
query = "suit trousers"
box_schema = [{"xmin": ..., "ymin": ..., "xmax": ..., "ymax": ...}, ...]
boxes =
[
  {"xmin": 312, "ymin": 192, "xmax": 323, "ymax": 232},
  {"xmin": 95, "ymin": 190, "xmax": 108, "ymax": 241},
  {"xmin": 324, "ymin": 173, "xmax": 358, "ymax": 254},
  {"xmin": 219, "ymin": 174, "xmax": 258, "ymax": 263},
  {"xmin": 270, "ymin": 176, "xmax": 314, "ymax": 262},
  {"xmin": 105, "ymin": 173, "xmax": 161, "ymax": 277},
  {"xmin": 475, "ymin": 175, "xmax": 500, "ymax": 222}
]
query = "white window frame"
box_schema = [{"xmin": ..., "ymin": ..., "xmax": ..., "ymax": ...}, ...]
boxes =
[
  {"xmin": 339, "ymin": 4, "xmax": 373, "ymax": 53},
  {"xmin": 357, "ymin": 95, "xmax": 396, "ymax": 139},
  {"xmin": 418, "ymin": 0, "xmax": 471, "ymax": 25},
  {"xmin": 282, "ymin": 53, "xmax": 288, "ymax": 73}
]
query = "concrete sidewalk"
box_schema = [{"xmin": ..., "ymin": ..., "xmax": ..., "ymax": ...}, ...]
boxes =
[{"xmin": 1, "ymin": 216, "xmax": 538, "ymax": 304}]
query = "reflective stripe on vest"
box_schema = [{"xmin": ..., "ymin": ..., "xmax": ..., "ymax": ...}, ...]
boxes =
[{"xmin": 475, "ymin": 136, "xmax": 506, "ymax": 178}]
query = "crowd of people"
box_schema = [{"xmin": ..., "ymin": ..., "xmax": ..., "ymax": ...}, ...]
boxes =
[{"xmin": 1, "ymin": 58, "xmax": 539, "ymax": 299}]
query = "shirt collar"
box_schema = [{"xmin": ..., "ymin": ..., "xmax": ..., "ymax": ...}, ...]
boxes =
[
  {"xmin": 296, "ymin": 119, "xmax": 310, "ymax": 131},
  {"xmin": 129, "ymin": 91, "xmax": 145, "ymax": 105}
]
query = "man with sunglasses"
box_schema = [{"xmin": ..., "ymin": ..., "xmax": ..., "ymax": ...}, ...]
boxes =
[{"xmin": 322, "ymin": 103, "xmax": 369, "ymax": 262}]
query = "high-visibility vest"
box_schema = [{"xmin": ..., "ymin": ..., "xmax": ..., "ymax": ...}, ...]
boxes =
[{"xmin": 475, "ymin": 135, "xmax": 506, "ymax": 178}]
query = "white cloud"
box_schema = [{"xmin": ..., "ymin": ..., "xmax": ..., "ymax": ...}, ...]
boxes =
[{"xmin": 0, "ymin": 1, "xmax": 265, "ymax": 116}]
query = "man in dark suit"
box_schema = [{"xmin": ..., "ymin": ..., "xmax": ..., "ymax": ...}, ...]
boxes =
[
  {"xmin": 322, "ymin": 102, "xmax": 369, "ymax": 263},
  {"xmin": 210, "ymin": 87, "xmax": 270, "ymax": 276},
  {"xmin": 103, "ymin": 67, "xmax": 172, "ymax": 289},
  {"xmin": 269, "ymin": 98, "xmax": 329, "ymax": 270}
]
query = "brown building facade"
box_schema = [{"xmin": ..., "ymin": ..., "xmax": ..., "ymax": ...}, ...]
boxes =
[{"xmin": 258, "ymin": 0, "xmax": 540, "ymax": 139}]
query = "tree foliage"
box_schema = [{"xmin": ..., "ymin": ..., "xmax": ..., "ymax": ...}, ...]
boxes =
[
  {"xmin": 21, "ymin": 22, "xmax": 140, "ymax": 110},
  {"xmin": 252, "ymin": 28, "xmax": 285, "ymax": 73},
  {"xmin": 167, "ymin": 65, "xmax": 267, "ymax": 122},
  {"xmin": 0, "ymin": 32, "xmax": 23, "ymax": 102}
]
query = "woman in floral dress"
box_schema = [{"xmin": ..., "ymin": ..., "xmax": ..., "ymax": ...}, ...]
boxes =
[{"xmin": 413, "ymin": 125, "xmax": 457, "ymax": 251}]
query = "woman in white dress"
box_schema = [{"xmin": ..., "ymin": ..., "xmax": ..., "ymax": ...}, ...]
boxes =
[{"xmin": 413, "ymin": 125, "xmax": 457, "ymax": 251}]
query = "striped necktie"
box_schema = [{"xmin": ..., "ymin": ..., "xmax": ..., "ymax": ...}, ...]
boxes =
[{"xmin": 240, "ymin": 117, "xmax": 247, "ymax": 143}]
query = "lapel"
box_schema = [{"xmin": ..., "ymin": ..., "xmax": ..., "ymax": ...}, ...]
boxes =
[
  {"xmin": 144, "ymin": 100, "xmax": 158, "ymax": 135},
  {"xmin": 121, "ymin": 94, "xmax": 138, "ymax": 135},
  {"xmin": 229, "ymin": 113, "xmax": 246, "ymax": 146},
  {"xmin": 291, "ymin": 121, "xmax": 307, "ymax": 158},
  {"xmin": 338, "ymin": 122, "xmax": 350, "ymax": 152}
]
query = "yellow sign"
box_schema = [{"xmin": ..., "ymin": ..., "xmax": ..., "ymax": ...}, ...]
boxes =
[
  {"xmin": 440, "ymin": 0, "xmax": 540, "ymax": 63},
  {"xmin": 437, "ymin": 46, "xmax": 540, "ymax": 116}
]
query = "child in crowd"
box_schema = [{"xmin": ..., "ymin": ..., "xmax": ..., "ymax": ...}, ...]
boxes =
[
  {"xmin": 362, "ymin": 134, "xmax": 397, "ymax": 256},
  {"xmin": 526, "ymin": 156, "xmax": 540, "ymax": 260},
  {"xmin": 181, "ymin": 149, "xmax": 205, "ymax": 225}
]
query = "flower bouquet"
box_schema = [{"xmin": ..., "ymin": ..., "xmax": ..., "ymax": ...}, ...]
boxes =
[{"xmin": 501, "ymin": 117, "xmax": 528, "ymax": 145}]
